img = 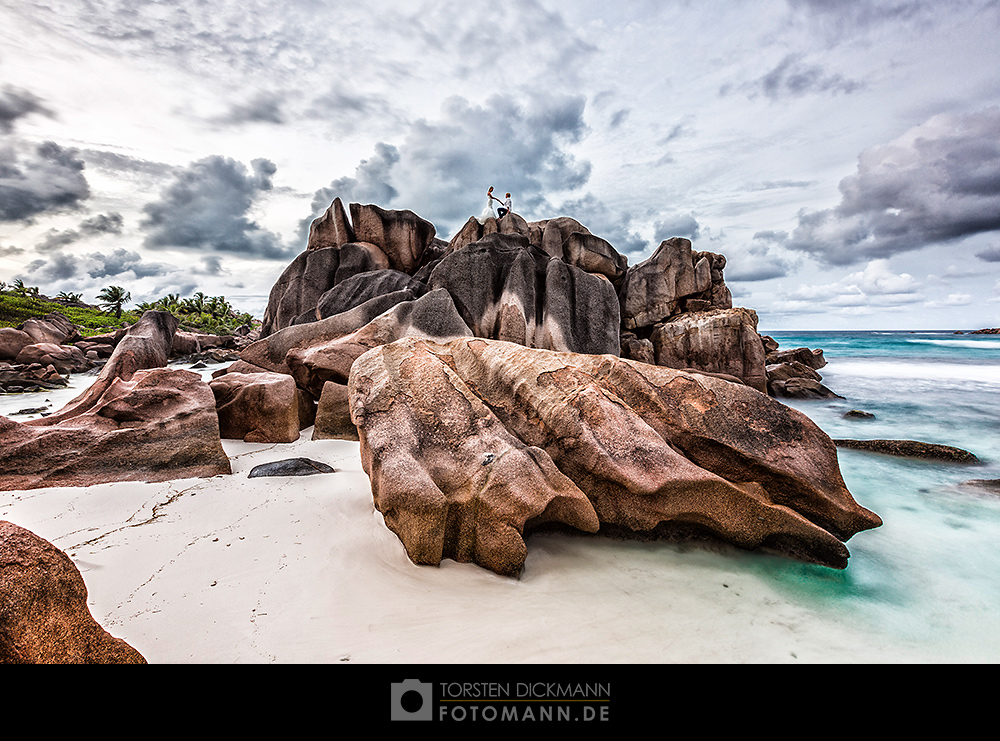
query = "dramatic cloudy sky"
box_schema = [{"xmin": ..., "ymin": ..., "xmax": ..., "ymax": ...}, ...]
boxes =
[{"xmin": 2, "ymin": 0, "xmax": 1000, "ymax": 329}]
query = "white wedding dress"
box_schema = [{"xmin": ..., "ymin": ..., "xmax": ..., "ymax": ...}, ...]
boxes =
[{"xmin": 476, "ymin": 200, "xmax": 496, "ymax": 225}]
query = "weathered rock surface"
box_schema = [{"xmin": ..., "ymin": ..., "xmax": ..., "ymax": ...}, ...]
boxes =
[
  {"xmin": 259, "ymin": 245, "xmax": 341, "ymax": 337},
  {"xmin": 315, "ymin": 269, "xmax": 428, "ymax": 322},
  {"xmin": 349, "ymin": 339, "xmax": 602, "ymax": 576},
  {"xmin": 18, "ymin": 312, "xmax": 80, "ymax": 346},
  {"xmin": 428, "ymin": 233, "xmax": 620, "ymax": 356},
  {"xmin": 1, "ymin": 311, "xmax": 231, "ymax": 491},
  {"xmin": 307, "ymin": 196, "xmax": 355, "ymax": 251},
  {"xmin": 0, "ymin": 521, "xmax": 146, "ymax": 664},
  {"xmin": 240, "ymin": 292, "xmax": 435, "ymax": 376},
  {"xmin": 769, "ymin": 376, "xmax": 843, "ymax": 400},
  {"xmin": 650, "ymin": 308, "xmax": 768, "ymax": 393},
  {"xmin": 1, "ymin": 367, "xmax": 231, "ymax": 491},
  {"xmin": 332, "ymin": 241, "xmax": 391, "ymax": 285},
  {"xmin": 619, "ymin": 238, "xmax": 698, "ymax": 329},
  {"xmin": 349, "ymin": 203, "xmax": 436, "ymax": 274},
  {"xmin": 767, "ymin": 347, "xmax": 827, "ymax": 370},
  {"xmin": 14, "ymin": 342, "xmax": 92, "ymax": 375},
  {"xmin": 834, "ymin": 439, "xmax": 980, "ymax": 463},
  {"xmin": 312, "ymin": 381, "xmax": 358, "ymax": 440},
  {"xmin": 0, "ymin": 362, "xmax": 68, "ymax": 393},
  {"xmin": 349, "ymin": 337, "xmax": 882, "ymax": 576},
  {"xmin": 210, "ymin": 371, "xmax": 302, "ymax": 443},
  {"xmin": 286, "ymin": 288, "xmax": 472, "ymax": 398},
  {"xmin": 0, "ymin": 328, "xmax": 33, "ymax": 361},
  {"xmin": 170, "ymin": 330, "xmax": 234, "ymax": 357}
]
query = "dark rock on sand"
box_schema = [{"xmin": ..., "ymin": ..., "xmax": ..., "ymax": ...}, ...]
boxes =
[{"xmin": 248, "ymin": 458, "xmax": 337, "ymax": 478}]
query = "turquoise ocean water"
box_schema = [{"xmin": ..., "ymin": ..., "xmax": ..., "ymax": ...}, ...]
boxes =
[{"xmin": 753, "ymin": 329, "xmax": 1000, "ymax": 661}]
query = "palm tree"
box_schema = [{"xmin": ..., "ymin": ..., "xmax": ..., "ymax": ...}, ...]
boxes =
[
  {"xmin": 206, "ymin": 295, "xmax": 232, "ymax": 320},
  {"xmin": 97, "ymin": 285, "xmax": 131, "ymax": 319},
  {"xmin": 56, "ymin": 291, "xmax": 83, "ymax": 303}
]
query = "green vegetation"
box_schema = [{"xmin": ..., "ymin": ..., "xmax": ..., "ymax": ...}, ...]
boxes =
[
  {"xmin": 0, "ymin": 292, "xmax": 142, "ymax": 336},
  {"xmin": 135, "ymin": 292, "xmax": 256, "ymax": 335},
  {"xmin": 96, "ymin": 285, "xmax": 132, "ymax": 319},
  {"xmin": 1, "ymin": 284, "xmax": 257, "ymax": 337}
]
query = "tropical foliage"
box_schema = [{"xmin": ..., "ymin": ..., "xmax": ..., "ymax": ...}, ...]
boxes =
[
  {"xmin": 96, "ymin": 285, "xmax": 132, "ymax": 319},
  {"xmin": 135, "ymin": 292, "xmax": 256, "ymax": 335},
  {"xmin": 0, "ymin": 293, "xmax": 142, "ymax": 335},
  {"xmin": 1, "ymin": 282, "xmax": 257, "ymax": 336}
]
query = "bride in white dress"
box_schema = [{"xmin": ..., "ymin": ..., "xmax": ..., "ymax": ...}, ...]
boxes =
[{"xmin": 476, "ymin": 186, "xmax": 498, "ymax": 225}]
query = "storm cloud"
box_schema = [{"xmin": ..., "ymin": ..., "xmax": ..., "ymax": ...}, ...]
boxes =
[
  {"xmin": 306, "ymin": 93, "xmax": 593, "ymax": 238},
  {"xmin": 216, "ymin": 91, "xmax": 288, "ymax": 125},
  {"xmin": 34, "ymin": 212, "xmax": 124, "ymax": 252},
  {"xmin": 0, "ymin": 83, "xmax": 53, "ymax": 134},
  {"xmin": 23, "ymin": 248, "xmax": 171, "ymax": 287},
  {"xmin": 786, "ymin": 107, "xmax": 1000, "ymax": 265},
  {"xmin": 141, "ymin": 155, "xmax": 292, "ymax": 259},
  {"xmin": 0, "ymin": 140, "xmax": 91, "ymax": 222}
]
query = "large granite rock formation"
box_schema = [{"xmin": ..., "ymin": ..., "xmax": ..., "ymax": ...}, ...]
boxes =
[
  {"xmin": 349, "ymin": 203, "xmax": 437, "ymax": 275},
  {"xmin": 0, "ymin": 327, "xmax": 34, "ymax": 361},
  {"xmin": 0, "ymin": 521, "xmax": 146, "ymax": 664},
  {"xmin": 259, "ymin": 245, "xmax": 342, "ymax": 336},
  {"xmin": 349, "ymin": 336, "xmax": 882, "ymax": 576},
  {"xmin": 315, "ymin": 269, "xmax": 428, "ymax": 322},
  {"xmin": 210, "ymin": 371, "xmax": 304, "ymax": 443},
  {"xmin": 428, "ymin": 232, "xmax": 621, "ymax": 355},
  {"xmin": 649, "ymin": 308, "xmax": 768, "ymax": 393},
  {"xmin": 285, "ymin": 288, "xmax": 472, "ymax": 398},
  {"xmin": 18, "ymin": 312, "xmax": 81, "ymax": 346},
  {"xmin": 307, "ymin": 196, "xmax": 355, "ymax": 251},
  {"xmin": 0, "ymin": 311, "xmax": 231, "ymax": 491}
]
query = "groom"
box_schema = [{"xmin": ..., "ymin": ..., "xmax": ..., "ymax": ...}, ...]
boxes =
[{"xmin": 492, "ymin": 191, "xmax": 512, "ymax": 219}]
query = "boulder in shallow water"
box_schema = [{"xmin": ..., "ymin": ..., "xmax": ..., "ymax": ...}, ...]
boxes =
[
  {"xmin": 843, "ymin": 410, "xmax": 876, "ymax": 420},
  {"xmin": 834, "ymin": 439, "xmax": 980, "ymax": 463},
  {"xmin": 349, "ymin": 337, "xmax": 882, "ymax": 576}
]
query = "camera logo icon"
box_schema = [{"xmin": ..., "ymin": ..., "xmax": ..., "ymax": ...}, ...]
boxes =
[{"xmin": 390, "ymin": 679, "xmax": 433, "ymax": 721}]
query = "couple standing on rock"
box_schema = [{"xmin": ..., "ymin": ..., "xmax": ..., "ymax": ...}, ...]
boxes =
[{"xmin": 479, "ymin": 186, "xmax": 512, "ymax": 224}]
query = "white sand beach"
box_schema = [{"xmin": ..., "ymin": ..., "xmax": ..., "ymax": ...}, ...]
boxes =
[{"xmin": 0, "ymin": 366, "xmax": 990, "ymax": 664}]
